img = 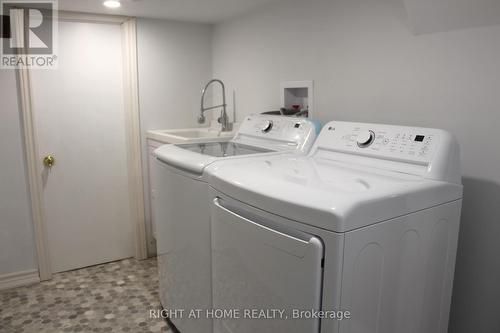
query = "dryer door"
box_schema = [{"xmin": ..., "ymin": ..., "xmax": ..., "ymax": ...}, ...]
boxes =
[{"xmin": 211, "ymin": 197, "xmax": 324, "ymax": 333}]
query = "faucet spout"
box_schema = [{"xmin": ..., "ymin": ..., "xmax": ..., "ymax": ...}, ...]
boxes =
[{"xmin": 200, "ymin": 79, "xmax": 231, "ymax": 132}]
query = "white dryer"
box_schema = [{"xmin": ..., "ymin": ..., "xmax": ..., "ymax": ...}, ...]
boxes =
[
  {"xmin": 153, "ymin": 115, "xmax": 318, "ymax": 333},
  {"xmin": 206, "ymin": 121, "xmax": 463, "ymax": 333}
]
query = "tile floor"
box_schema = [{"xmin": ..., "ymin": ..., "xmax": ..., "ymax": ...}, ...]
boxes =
[{"xmin": 0, "ymin": 258, "xmax": 170, "ymax": 333}]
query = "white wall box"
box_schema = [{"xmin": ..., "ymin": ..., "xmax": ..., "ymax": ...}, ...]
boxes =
[{"xmin": 280, "ymin": 80, "xmax": 314, "ymax": 117}]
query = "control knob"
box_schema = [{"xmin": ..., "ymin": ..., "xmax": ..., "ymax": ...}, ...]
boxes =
[
  {"xmin": 261, "ymin": 120, "xmax": 273, "ymax": 133},
  {"xmin": 357, "ymin": 130, "xmax": 375, "ymax": 148}
]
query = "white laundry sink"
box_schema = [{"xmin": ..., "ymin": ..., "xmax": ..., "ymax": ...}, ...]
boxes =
[{"xmin": 147, "ymin": 126, "xmax": 236, "ymax": 144}]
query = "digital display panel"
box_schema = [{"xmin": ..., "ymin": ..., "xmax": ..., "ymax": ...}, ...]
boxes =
[{"xmin": 414, "ymin": 135, "xmax": 425, "ymax": 142}]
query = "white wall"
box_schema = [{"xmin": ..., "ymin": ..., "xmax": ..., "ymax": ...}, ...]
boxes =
[
  {"xmin": 212, "ymin": 0, "xmax": 500, "ymax": 331},
  {"xmin": 403, "ymin": 0, "xmax": 500, "ymax": 34},
  {"xmin": 0, "ymin": 70, "xmax": 37, "ymax": 275},
  {"xmin": 137, "ymin": 18, "xmax": 213, "ymax": 254}
]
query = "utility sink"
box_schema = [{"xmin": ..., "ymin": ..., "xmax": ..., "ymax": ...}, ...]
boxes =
[{"xmin": 147, "ymin": 127, "xmax": 236, "ymax": 144}]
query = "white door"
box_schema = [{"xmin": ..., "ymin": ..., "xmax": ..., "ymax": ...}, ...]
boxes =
[
  {"xmin": 211, "ymin": 197, "xmax": 324, "ymax": 333},
  {"xmin": 31, "ymin": 21, "xmax": 135, "ymax": 273}
]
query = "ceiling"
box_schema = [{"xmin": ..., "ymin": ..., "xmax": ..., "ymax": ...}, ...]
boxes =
[
  {"xmin": 58, "ymin": 0, "xmax": 280, "ymax": 23},
  {"xmin": 58, "ymin": 0, "xmax": 500, "ymax": 32}
]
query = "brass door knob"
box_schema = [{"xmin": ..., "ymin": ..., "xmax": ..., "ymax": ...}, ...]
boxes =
[{"xmin": 43, "ymin": 155, "xmax": 55, "ymax": 168}]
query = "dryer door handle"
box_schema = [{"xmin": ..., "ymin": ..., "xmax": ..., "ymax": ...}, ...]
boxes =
[{"xmin": 213, "ymin": 197, "xmax": 322, "ymax": 258}]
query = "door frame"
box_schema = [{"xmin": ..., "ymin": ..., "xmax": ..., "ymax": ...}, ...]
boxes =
[{"xmin": 15, "ymin": 11, "xmax": 148, "ymax": 281}]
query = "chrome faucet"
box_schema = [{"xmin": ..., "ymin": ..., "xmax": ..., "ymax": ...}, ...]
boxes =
[{"xmin": 199, "ymin": 79, "xmax": 231, "ymax": 132}]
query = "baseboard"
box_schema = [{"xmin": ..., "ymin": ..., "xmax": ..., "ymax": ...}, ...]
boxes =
[{"xmin": 0, "ymin": 269, "xmax": 40, "ymax": 290}]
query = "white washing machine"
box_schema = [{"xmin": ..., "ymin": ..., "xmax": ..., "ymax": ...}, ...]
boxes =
[
  {"xmin": 153, "ymin": 114, "xmax": 318, "ymax": 333},
  {"xmin": 206, "ymin": 121, "xmax": 463, "ymax": 333}
]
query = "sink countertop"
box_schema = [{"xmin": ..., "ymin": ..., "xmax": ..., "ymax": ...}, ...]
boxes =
[{"xmin": 147, "ymin": 124, "xmax": 237, "ymax": 144}]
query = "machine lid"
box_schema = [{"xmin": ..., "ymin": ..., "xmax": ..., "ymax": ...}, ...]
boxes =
[
  {"xmin": 177, "ymin": 142, "xmax": 273, "ymax": 157},
  {"xmin": 154, "ymin": 114, "xmax": 318, "ymax": 175},
  {"xmin": 155, "ymin": 142, "xmax": 277, "ymax": 175},
  {"xmin": 206, "ymin": 154, "xmax": 463, "ymax": 233}
]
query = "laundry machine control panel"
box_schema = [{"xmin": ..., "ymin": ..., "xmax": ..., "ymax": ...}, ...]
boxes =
[
  {"xmin": 312, "ymin": 121, "xmax": 462, "ymax": 183},
  {"xmin": 314, "ymin": 122, "xmax": 449, "ymax": 166},
  {"xmin": 232, "ymin": 115, "xmax": 316, "ymax": 153},
  {"xmin": 239, "ymin": 116, "xmax": 313, "ymax": 138}
]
